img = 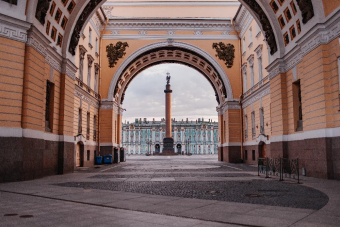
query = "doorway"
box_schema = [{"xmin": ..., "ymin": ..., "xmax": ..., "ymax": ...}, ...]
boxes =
[
  {"xmin": 155, "ymin": 144, "xmax": 160, "ymax": 154},
  {"xmin": 176, "ymin": 144, "xmax": 182, "ymax": 154},
  {"xmin": 259, "ymin": 142, "xmax": 266, "ymax": 158},
  {"xmin": 76, "ymin": 142, "xmax": 84, "ymax": 167}
]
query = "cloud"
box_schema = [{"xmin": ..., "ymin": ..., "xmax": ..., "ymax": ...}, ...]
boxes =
[{"xmin": 122, "ymin": 64, "xmax": 219, "ymax": 123}]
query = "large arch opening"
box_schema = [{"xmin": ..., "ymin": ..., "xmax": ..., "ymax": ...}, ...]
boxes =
[{"xmin": 121, "ymin": 63, "xmax": 220, "ymax": 156}]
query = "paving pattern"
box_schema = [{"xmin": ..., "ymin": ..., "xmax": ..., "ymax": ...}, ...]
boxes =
[
  {"xmin": 57, "ymin": 156, "xmax": 328, "ymax": 210},
  {"xmin": 1, "ymin": 155, "xmax": 339, "ymax": 227}
]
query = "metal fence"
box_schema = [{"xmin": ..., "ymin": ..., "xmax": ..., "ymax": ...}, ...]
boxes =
[{"xmin": 258, "ymin": 157, "xmax": 300, "ymax": 183}]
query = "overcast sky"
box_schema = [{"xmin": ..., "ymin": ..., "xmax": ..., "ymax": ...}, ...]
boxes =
[{"xmin": 122, "ymin": 63, "xmax": 219, "ymax": 123}]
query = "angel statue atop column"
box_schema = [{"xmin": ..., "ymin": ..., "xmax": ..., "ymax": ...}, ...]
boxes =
[{"xmin": 166, "ymin": 72, "xmax": 171, "ymax": 85}]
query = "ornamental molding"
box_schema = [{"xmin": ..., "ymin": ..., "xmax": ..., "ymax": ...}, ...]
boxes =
[
  {"xmin": 241, "ymin": 62, "xmax": 247, "ymax": 71},
  {"xmin": 216, "ymin": 101, "xmax": 240, "ymax": 115},
  {"xmin": 254, "ymin": 44, "xmax": 263, "ymax": 58},
  {"xmin": 242, "ymin": 83, "xmax": 270, "ymax": 108},
  {"xmin": 61, "ymin": 59, "xmax": 77, "ymax": 80},
  {"xmin": 247, "ymin": 54, "xmax": 254, "ymax": 66},
  {"xmin": 267, "ymin": 9, "xmax": 340, "ymax": 80},
  {"xmin": 102, "ymin": 34, "xmax": 238, "ymax": 40},
  {"xmin": 0, "ymin": 14, "xmax": 30, "ymax": 43},
  {"xmin": 106, "ymin": 18, "xmax": 234, "ymax": 31},
  {"xmin": 26, "ymin": 26, "xmax": 76, "ymax": 77},
  {"xmin": 103, "ymin": 1, "xmax": 240, "ymax": 6},
  {"xmin": 100, "ymin": 100, "xmax": 120, "ymax": 112},
  {"xmin": 75, "ymin": 86, "xmax": 99, "ymax": 108}
]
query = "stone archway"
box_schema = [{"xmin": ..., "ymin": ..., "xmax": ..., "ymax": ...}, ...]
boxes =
[{"xmin": 106, "ymin": 41, "xmax": 234, "ymax": 104}]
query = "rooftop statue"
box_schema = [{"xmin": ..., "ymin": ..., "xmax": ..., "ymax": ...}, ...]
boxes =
[{"xmin": 166, "ymin": 72, "xmax": 171, "ymax": 85}]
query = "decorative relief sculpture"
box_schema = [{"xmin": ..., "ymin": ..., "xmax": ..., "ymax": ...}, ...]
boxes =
[
  {"xmin": 242, "ymin": 0, "xmax": 278, "ymax": 55},
  {"xmin": 35, "ymin": 0, "xmax": 51, "ymax": 25},
  {"xmin": 212, "ymin": 42, "xmax": 235, "ymax": 68},
  {"xmin": 106, "ymin": 41, "xmax": 129, "ymax": 68},
  {"xmin": 69, "ymin": 0, "xmax": 104, "ymax": 55},
  {"xmin": 296, "ymin": 0, "xmax": 314, "ymax": 24}
]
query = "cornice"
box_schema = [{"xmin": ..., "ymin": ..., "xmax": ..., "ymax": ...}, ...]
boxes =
[
  {"xmin": 75, "ymin": 85, "xmax": 99, "ymax": 108},
  {"xmin": 242, "ymin": 83, "xmax": 270, "ymax": 108},
  {"xmin": 101, "ymin": 100, "xmax": 120, "ymax": 112},
  {"xmin": 247, "ymin": 54, "xmax": 254, "ymax": 66},
  {"xmin": 62, "ymin": 58, "xmax": 77, "ymax": 80},
  {"xmin": 106, "ymin": 18, "xmax": 233, "ymax": 31},
  {"xmin": 103, "ymin": 1, "xmax": 240, "ymax": 7},
  {"xmin": 254, "ymin": 44, "xmax": 263, "ymax": 57},
  {"xmin": 216, "ymin": 101, "xmax": 240, "ymax": 115},
  {"xmin": 267, "ymin": 8, "xmax": 340, "ymax": 80},
  {"xmin": 102, "ymin": 34, "xmax": 239, "ymax": 40},
  {"xmin": 0, "ymin": 14, "xmax": 30, "ymax": 43}
]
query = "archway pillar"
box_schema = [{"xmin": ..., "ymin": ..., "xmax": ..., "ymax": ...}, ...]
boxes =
[
  {"xmin": 268, "ymin": 72, "xmax": 289, "ymax": 159},
  {"xmin": 217, "ymin": 101, "xmax": 242, "ymax": 163},
  {"xmin": 99, "ymin": 101, "xmax": 122, "ymax": 157}
]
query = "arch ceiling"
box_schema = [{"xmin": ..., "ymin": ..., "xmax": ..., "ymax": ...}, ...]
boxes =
[{"xmin": 106, "ymin": 41, "xmax": 233, "ymax": 105}]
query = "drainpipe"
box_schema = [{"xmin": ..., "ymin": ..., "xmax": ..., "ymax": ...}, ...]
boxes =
[
  {"xmin": 98, "ymin": 15, "xmax": 109, "ymax": 156},
  {"xmin": 232, "ymin": 22, "xmax": 244, "ymax": 161}
]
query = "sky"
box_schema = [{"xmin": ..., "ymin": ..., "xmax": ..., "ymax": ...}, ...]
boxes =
[{"xmin": 122, "ymin": 63, "xmax": 219, "ymax": 124}]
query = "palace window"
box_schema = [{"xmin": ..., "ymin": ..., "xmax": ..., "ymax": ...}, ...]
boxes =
[
  {"xmin": 242, "ymin": 37, "xmax": 246, "ymax": 54},
  {"xmin": 252, "ymin": 150, "xmax": 255, "ymax": 161},
  {"xmin": 95, "ymin": 38, "xmax": 98, "ymax": 54},
  {"xmin": 242, "ymin": 65, "xmax": 247, "ymax": 92},
  {"xmin": 78, "ymin": 108, "xmax": 82, "ymax": 134},
  {"xmin": 93, "ymin": 115, "xmax": 97, "ymax": 140},
  {"xmin": 87, "ymin": 55, "xmax": 94, "ymax": 89},
  {"xmin": 89, "ymin": 27, "xmax": 92, "ymax": 48},
  {"xmin": 87, "ymin": 150, "xmax": 90, "ymax": 161},
  {"xmin": 245, "ymin": 150, "xmax": 248, "ymax": 160},
  {"xmin": 248, "ymin": 27, "xmax": 253, "ymax": 47},
  {"xmin": 293, "ymin": 80, "xmax": 303, "ymax": 131},
  {"xmin": 245, "ymin": 115, "xmax": 248, "ymax": 140},
  {"xmin": 250, "ymin": 64, "xmax": 254, "ymax": 87},
  {"xmin": 45, "ymin": 81, "xmax": 54, "ymax": 132},
  {"xmin": 86, "ymin": 112, "xmax": 90, "ymax": 140},
  {"xmin": 251, "ymin": 111, "xmax": 255, "ymax": 139},
  {"xmin": 258, "ymin": 55, "xmax": 263, "ymax": 81},
  {"xmin": 260, "ymin": 108, "xmax": 264, "ymax": 134},
  {"xmin": 94, "ymin": 65, "xmax": 99, "ymax": 93}
]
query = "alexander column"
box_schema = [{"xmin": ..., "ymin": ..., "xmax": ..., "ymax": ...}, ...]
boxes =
[{"xmin": 162, "ymin": 72, "xmax": 175, "ymax": 155}]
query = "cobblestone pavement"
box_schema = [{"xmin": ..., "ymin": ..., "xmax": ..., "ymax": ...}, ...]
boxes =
[{"xmin": 1, "ymin": 155, "xmax": 340, "ymax": 227}]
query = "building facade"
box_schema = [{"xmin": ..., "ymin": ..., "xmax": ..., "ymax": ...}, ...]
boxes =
[{"xmin": 122, "ymin": 118, "xmax": 219, "ymax": 155}]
